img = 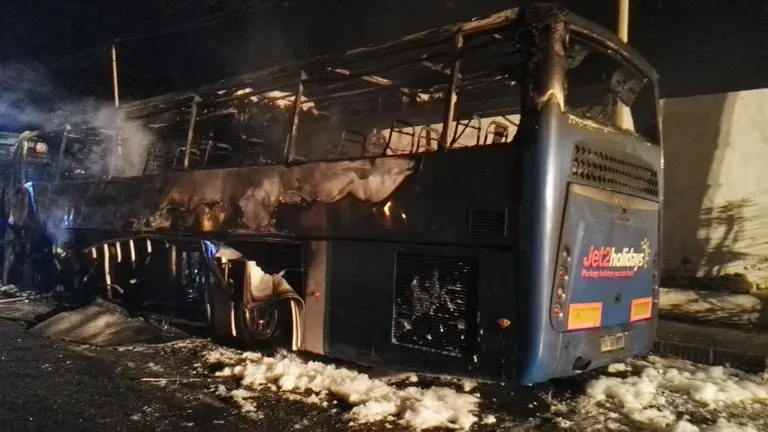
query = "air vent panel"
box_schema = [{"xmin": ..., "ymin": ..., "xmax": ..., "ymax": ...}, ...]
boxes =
[
  {"xmin": 468, "ymin": 210, "xmax": 507, "ymax": 236},
  {"xmin": 391, "ymin": 252, "xmax": 477, "ymax": 356},
  {"xmin": 571, "ymin": 144, "xmax": 659, "ymax": 198}
]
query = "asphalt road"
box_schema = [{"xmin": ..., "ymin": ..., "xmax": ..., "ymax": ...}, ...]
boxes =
[
  {"xmin": 0, "ymin": 313, "xmax": 570, "ymax": 432},
  {"xmin": 0, "ymin": 318, "xmax": 260, "ymax": 432},
  {"xmin": 1, "ymin": 296, "xmax": 766, "ymax": 432}
]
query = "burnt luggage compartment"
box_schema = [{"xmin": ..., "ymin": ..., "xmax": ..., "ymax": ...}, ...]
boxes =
[{"xmin": 323, "ymin": 240, "xmax": 517, "ymax": 382}]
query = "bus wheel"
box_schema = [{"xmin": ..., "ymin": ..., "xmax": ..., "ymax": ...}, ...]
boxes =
[
  {"xmin": 243, "ymin": 305, "xmax": 279, "ymax": 340},
  {"xmin": 235, "ymin": 300, "xmax": 292, "ymax": 349}
]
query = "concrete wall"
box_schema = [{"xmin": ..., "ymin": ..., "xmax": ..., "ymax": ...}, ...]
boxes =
[{"xmin": 662, "ymin": 88, "xmax": 768, "ymax": 289}]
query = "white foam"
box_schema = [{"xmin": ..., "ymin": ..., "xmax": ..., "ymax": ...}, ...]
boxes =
[
  {"xmin": 550, "ymin": 356, "xmax": 768, "ymax": 431},
  {"xmin": 203, "ymin": 348, "xmax": 481, "ymax": 430}
]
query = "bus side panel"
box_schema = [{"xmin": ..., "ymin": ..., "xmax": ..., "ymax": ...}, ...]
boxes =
[
  {"xmin": 517, "ymin": 102, "xmax": 569, "ymax": 385},
  {"xmin": 323, "ymin": 240, "xmax": 517, "ymax": 382},
  {"xmin": 23, "ymin": 143, "xmax": 525, "ymax": 248}
]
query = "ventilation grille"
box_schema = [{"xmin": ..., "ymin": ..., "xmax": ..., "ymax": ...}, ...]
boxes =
[
  {"xmin": 392, "ymin": 252, "xmax": 476, "ymax": 356},
  {"xmin": 468, "ymin": 210, "xmax": 507, "ymax": 236},
  {"xmin": 571, "ymin": 144, "xmax": 659, "ymax": 197}
]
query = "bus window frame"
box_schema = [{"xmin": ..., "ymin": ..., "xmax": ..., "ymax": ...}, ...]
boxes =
[
  {"xmin": 13, "ymin": 133, "xmax": 58, "ymax": 184},
  {"xmin": 128, "ymin": 26, "xmax": 528, "ymax": 173},
  {"xmin": 111, "ymin": 9, "xmax": 536, "ymax": 174},
  {"xmin": 563, "ymin": 24, "xmax": 662, "ymax": 146}
]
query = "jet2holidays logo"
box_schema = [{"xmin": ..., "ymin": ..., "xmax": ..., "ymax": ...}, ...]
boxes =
[{"xmin": 581, "ymin": 239, "xmax": 651, "ymax": 279}]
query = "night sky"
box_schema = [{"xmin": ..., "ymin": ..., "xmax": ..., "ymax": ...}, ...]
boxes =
[{"xmin": 1, "ymin": 0, "xmax": 767, "ymax": 104}]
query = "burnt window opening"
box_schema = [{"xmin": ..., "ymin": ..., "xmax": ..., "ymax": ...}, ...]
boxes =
[
  {"xmin": 136, "ymin": 91, "xmax": 296, "ymax": 175},
  {"xmin": 564, "ymin": 34, "xmax": 660, "ymax": 144},
  {"xmin": 56, "ymin": 127, "xmax": 114, "ymax": 181},
  {"xmin": 121, "ymin": 21, "xmax": 529, "ymax": 173},
  {"xmin": 300, "ymin": 26, "xmax": 524, "ymax": 157}
]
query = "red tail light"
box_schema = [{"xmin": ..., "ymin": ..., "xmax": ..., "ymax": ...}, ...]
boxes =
[{"xmin": 553, "ymin": 304, "xmax": 563, "ymax": 319}]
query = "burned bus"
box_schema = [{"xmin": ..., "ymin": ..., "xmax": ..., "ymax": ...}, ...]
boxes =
[{"xmin": 1, "ymin": 5, "xmax": 662, "ymax": 385}]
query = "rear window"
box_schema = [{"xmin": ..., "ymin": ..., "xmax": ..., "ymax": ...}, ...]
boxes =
[{"xmin": 564, "ymin": 34, "xmax": 660, "ymax": 144}]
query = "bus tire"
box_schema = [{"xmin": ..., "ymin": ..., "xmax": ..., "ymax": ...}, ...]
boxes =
[{"xmin": 234, "ymin": 298, "xmax": 293, "ymax": 350}]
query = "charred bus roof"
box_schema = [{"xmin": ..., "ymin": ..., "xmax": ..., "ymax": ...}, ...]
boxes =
[
  {"xmin": 120, "ymin": 6, "xmax": 657, "ymax": 120},
  {"xmin": 564, "ymin": 11, "xmax": 658, "ymax": 83}
]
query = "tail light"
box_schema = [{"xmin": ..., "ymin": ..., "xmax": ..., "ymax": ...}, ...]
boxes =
[
  {"xmin": 553, "ymin": 247, "xmax": 571, "ymax": 319},
  {"xmin": 25, "ymin": 139, "xmax": 47, "ymax": 155},
  {"xmin": 556, "ymin": 286, "xmax": 566, "ymax": 300}
]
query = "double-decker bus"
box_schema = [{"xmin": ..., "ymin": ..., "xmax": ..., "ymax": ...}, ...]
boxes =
[{"xmin": 1, "ymin": 5, "xmax": 662, "ymax": 385}]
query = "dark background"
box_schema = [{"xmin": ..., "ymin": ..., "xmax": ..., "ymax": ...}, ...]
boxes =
[{"xmin": 1, "ymin": 0, "xmax": 766, "ymax": 102}]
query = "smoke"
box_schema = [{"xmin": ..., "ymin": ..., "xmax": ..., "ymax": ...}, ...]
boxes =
[
  {"xmin": 0, "ymin": 62, "xmax": 156, "ymax": 246},
  {"xmin": 0, "ymin": 63, "xmax": 59, "ymax": 128},
  {"xmin": 50, "ymin": 99, "xmax": 156, "ymax": 178},
  {"xmin": 115, "ymin": 116, "xmax": 155, "ymax": 177},
  {"xmin": 45, "ymin": 206, "xmax": 75, "ymax": 249},
  {"xmin": 0, "ymin": 62, "xmax": 155, "ymax": 176}
]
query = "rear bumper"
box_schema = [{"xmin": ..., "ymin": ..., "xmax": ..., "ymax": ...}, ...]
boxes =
[
  {"xmin": 521, "ymin": 318, "xmax": 657, "ymax": 385},
  {"xmin": 556, "ymin": 319, "xmax": 657, "ymax": 378}
]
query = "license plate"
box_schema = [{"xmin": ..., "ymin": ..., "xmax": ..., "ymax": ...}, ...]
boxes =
[{"xmin": 600, "ymin": 333, "xmax": 627, "ymax": 353}]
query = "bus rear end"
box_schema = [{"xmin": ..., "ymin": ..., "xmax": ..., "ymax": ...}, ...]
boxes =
[{"xmin": 520, "ymin": 15, "xmax": 662, "ymax": 385}]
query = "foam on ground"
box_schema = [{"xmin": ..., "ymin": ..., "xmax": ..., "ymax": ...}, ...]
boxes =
[
  {"xmin": 549, "ymin": 356, "xmax": 768, "ymax": 431},
  {"xmin": 30, "ymin": 298, "xmax": 187, "ymax": 346},
  {"xmin": 203, "ymin": 347, "xmax": 486, "ymax": 430}
]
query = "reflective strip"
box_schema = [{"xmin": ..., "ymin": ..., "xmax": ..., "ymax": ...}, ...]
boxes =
[
  {"xmin": 230, "ymin": 302, "xmax": 238, "ymax": 338},
  {"xmin": 129, "ymin": 239, "xmax": 136, "ymax": 264},
  {"xmin": 169, "ymin": 245, "xmax": 176, "ymax": 277},
  {"xmin": 567, "ymin": 302, "xmax": 603, "ymax": 331},
  {"xmin": 630, "ymin": 297, "xmax": 653, "ymax": 322},
  {"xmin": 291, "ymin": 301, "xmax": 301, "ymax": 351},
  {"xmin": 103, "ymin": 244, "xmax": 112, "ymax": 299}
]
